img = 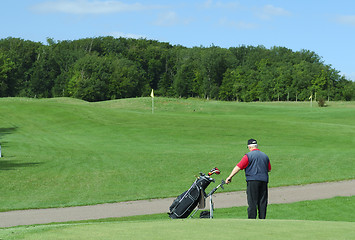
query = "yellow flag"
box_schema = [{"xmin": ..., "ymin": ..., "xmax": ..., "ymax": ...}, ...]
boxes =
[
  {"xmin": 309, "ymin": 95, "xmax": 312, "ymax": 100},
  {"xmin": 150, "ymin": 89, "xmax": 154, "ymax": 98}
]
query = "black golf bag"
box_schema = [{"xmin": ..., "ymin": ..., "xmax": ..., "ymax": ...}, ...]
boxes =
[{"xmin": 168, "ymin": 168, "xmax": 220, "ymax": 219}]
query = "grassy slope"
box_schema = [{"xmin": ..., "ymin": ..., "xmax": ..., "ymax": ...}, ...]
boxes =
[{"xmin": 0, "ymin": 97, "xmax": 354, "ymax": 211}]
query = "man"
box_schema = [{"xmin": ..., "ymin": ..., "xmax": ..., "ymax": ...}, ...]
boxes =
[{"xmin": 226, "ymin": 139, "xmax": 271, "ymax": 219}]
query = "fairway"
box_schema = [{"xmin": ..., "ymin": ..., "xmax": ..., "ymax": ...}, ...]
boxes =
[
  {"xmin": 0, "ymin": 97, "xmax": 354, "ymax": 211},
  {"xmin": 1, "ymin": 219, "xmax": 354, "ymax": 240}
]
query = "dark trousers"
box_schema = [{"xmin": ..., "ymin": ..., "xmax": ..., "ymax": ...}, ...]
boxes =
[{"xmin": 246, "ymin": 180, "xmax": 268, "ymax": 219}]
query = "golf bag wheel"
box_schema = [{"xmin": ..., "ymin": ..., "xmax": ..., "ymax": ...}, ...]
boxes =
[{"xmin": 199, "ymin": 211, "xmax": 210, "ymax": 218}]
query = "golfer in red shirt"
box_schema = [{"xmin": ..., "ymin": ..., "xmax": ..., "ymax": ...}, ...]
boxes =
[{"xmin": 226, "ymin": 139, "xmax": 271, "ymax": 219}]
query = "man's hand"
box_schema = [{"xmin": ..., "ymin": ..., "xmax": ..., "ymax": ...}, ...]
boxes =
[{"xmin": 225, "ymin": 166, "xmax": 241, "ymax": 184}]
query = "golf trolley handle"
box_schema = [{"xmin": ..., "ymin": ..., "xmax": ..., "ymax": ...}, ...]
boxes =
[{"xmin": 207, "ymin": 179, "xmax": 225, "ymax": 197}]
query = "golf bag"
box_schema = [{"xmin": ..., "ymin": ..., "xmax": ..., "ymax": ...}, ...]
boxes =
[{"xmin": 168, "ymin": 168, "xmax": 220, "ymax": 219}]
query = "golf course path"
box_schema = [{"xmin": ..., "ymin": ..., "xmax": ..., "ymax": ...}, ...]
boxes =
[{"xmin": 1, "ymin": 180, "xmax": 354, "ymax": 228}]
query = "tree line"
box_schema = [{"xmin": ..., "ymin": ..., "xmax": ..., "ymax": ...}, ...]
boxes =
[{"xmin": 0, "ymin": 36, "xmax": 354, "ymax": 102}]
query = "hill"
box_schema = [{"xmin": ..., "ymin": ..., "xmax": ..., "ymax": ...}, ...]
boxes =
[{"xmin": 0, "ymin": 97, "xmax": 354, "ymax": 211}]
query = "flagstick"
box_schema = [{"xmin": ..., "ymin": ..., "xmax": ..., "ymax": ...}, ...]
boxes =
[{"xmin": 150, "ymin": 89, "xmax": 155, "ymax": 114}]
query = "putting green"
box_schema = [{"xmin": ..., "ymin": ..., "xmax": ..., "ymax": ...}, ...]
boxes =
[{"xmin": 1, "ymin": 219, "xmax": 354, "ymax": 240}]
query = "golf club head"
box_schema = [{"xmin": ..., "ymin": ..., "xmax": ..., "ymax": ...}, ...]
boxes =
[{"xmin": 208, "ymin": 167, "xmax": 220, "ymax": 176}]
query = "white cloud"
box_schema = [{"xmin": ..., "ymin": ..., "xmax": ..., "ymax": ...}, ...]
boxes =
[
  {"xmin": 219, "ymin": 17, "xmax": 257, "ymax": 30},
  {"xmin": 31, "ymin": 0, "xmax": 161, "ymax": 15},
  {"xmin": 109, "ymin": 32, "xmax": 146, "ymax": 39},
  {"xmin": 202, "ymin": 0, "xmax": 240, "ymax": 9},
  {"xmin": 155, "ymin": 11, "xmax": 178, "ymax": 26},
  {"xmin": 336, "ymin": 15, "xmax": 355, "ymax": 26},
  {"xmin": 256, "ymin": 4, "xmax": 291, "ymax": 20},
  {"xmin": 203, "ymin": 0, "xmax": 213, "ymax": 8},
  {"xmin": 215, "ymin": 1, "xmax": 240, "ymax": 9},
  {"xmin": 154, "ymin": 11, "xmax": 193, "ymax": 26}
]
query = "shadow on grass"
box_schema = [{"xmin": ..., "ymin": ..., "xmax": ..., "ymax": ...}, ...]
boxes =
[
  {"xmin": 0, "ymin": 127, "xmax": 42, "ymax": 170},
  {"xmin": 0, "ymin": 127, "xmax": 18, "ymax": 149},
  {"xmin": 0, "ymin": 126, "xmax": 17, "ymax": 158},
  {"xmin": 0, "ymin": 160, "xmax": 42, "ymax": 170},
  {"xmin": 0, "ymin": 127, "xmax": 18, "ymax": 137}
]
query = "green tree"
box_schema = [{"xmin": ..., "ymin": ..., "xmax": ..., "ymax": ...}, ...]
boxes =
[
  {"xmin": 0, "ymin": 36, "xmax": 353, "ymax": 102},
  {"xmin": 29, "ymin": 43, "xmax": 60, "ymax": 98},
  {"xmin": 219, "ymin": 69, "xmax": 237, "ymax": 101},
  {"xmin": 174, "ymin": 61, "xmax": 195, "ymax": 97},
  {"xmin": 199, "ymin": 46, "xmax": 237, "ymax": 99},
  {"xmin": 0, "ymin": 51, "xmax": 14, "ymax": 96},
  {"xmin": 0, "ymin": 37, "xmax": 42, "ymax": 96},
  {"xmin": 50, "ymin": 39, "xmax": 86, "ymax": 96},
  {"xmin": 67, "ymin": 54, "xmax": 112, "ymax": 101},
  {"xmin": 173, "ymin": 47, "xmax": 200, "ymax": 98},
  {"xmin": 109, "ymin": 57, "xmax": 146, "ymax": 99}
]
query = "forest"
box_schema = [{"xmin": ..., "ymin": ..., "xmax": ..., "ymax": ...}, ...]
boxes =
[{"xmin": 0, "ymin": 36, "xmax": 354, "ymax": 102}]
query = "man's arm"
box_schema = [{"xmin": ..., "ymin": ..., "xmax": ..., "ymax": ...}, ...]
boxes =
[
  {"xmin": 226, "ymin": 165, "xmax": 241, "ymax": 184},
  {"xmin": 226, "ymin": 154, "xmax": 249, "ymax": 184}
]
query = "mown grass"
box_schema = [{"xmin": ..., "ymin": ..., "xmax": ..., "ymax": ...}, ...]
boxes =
[
  {"xmin": 1, "ymin": 219, "xmax": 354, "ymax": 240},
  {"xmin": 1, "ymin": 196, "xmax": 354, "ymax": 239},
  {"xmin": 215, "ymin": 196, "xmax": 355, "ymax": 222},
  {"xmin": 0, "ymin": 196, "xmax": 355, "ymax": 240},
  {"xmin": 0, "ymin": 97, "xmax": 354, "ymax": 211}
]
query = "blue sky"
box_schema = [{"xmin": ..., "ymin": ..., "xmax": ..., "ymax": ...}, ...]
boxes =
[{"xmin": 2, "ymin": 0, "xmax": 355, "ymax": 81}]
